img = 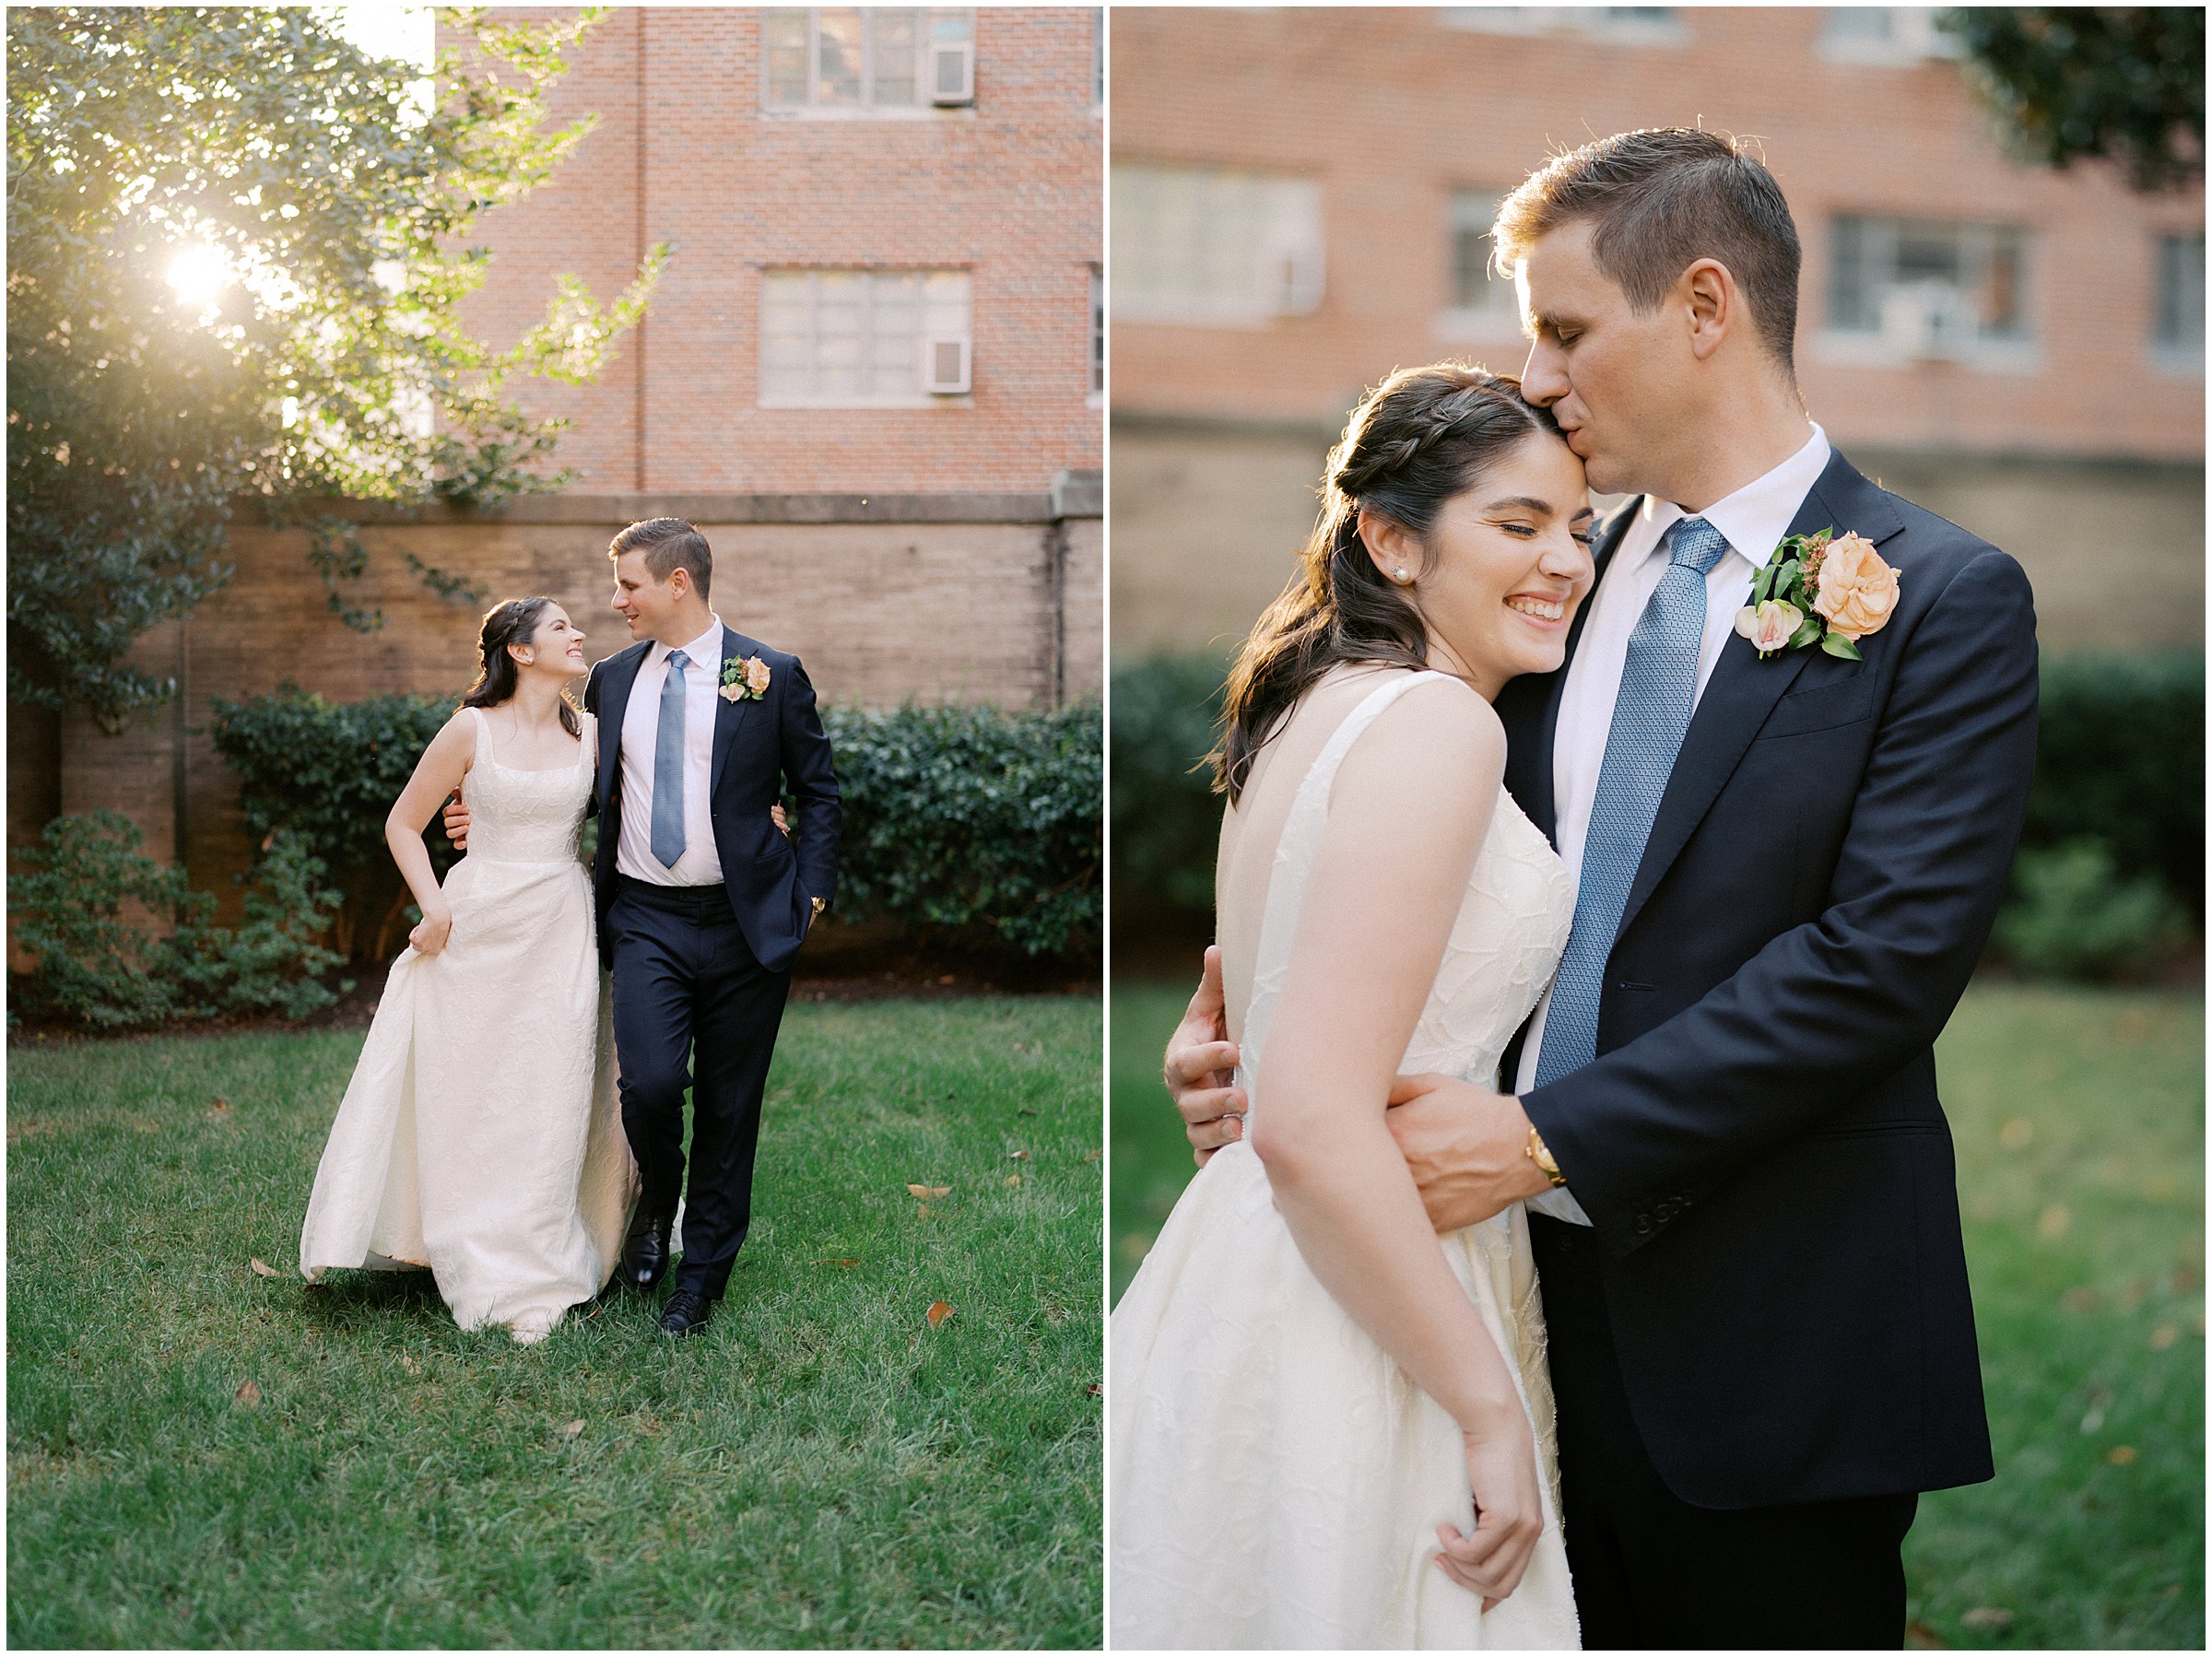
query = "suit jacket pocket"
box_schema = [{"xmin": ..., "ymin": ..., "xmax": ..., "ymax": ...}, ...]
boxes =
[{"xmin": 1757, "ymin": 671, "xmax": 1877, "ymax": 740}]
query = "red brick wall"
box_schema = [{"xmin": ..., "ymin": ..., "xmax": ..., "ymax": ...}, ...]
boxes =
[
  {"xmin": 1110, "ymin": 6, "xmax": 2204, "ymax": 463},
  {"xmin": 453, "ymin": 6, "xmax": 1103, "ymax": 493}
]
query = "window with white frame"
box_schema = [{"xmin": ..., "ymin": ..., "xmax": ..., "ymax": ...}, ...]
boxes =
[
  {"xmin": 1439, "ymin": 189, "xmax": 1520, "ymax": 334},
  {"xmin": 1111, "ymin": 162, "xmax": 1324, "ymax": 325},
  {"xmin": 1088, "ymin": 266, "xmax": 1104, "ymax": 399},
  {"xmin": 759, "ymin": 268, "xmax": 972, "ymax": 405},
  {"xmin": 1817, "ymin": 7, "xmax": 1962, "ymax": 65},
  {"xmin": 1440, "ymin": 7, "xmax": 1683, "ymax": 43},
  {"xmin": 763, "ymin": 8, "xmax": 974, "ymax": 114},
  {"xmin": 2154, "ymin": 231, "xmax": 2205, "ymax": 362},
  {"xmin": 1828, "ymin": 215, "xmax": 2030, "ymax": 356}
]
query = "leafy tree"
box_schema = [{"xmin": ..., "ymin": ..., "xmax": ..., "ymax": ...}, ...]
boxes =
[
  {"xmin": 1940, "ymin": 7, "xmax": 2205, "ymax": 190},
  {"xmin": 6, "ymin": 6, "xmax": 664, "ymax": 730}
]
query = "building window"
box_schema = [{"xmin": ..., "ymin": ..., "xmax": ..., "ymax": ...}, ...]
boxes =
[
  {"xmin": 763, "ymin": 8, "xmax": 973, "ymax": 114},
  {"xmin": 1111, "ymin": 162, "xmax": 1324, "ymax": 326},
  {"xmin": 1092, "ymin": 7, "xmax": 1103, "ymax": 112},
  {"xmin": 2154, "ymin": 231, "xmax": 2205, "ymax": 367},
  {"xmin": 1827, "ymin": 215, "xmax": 2030, "ymax": 357},
  {"xmin": 1437, "ymin": 189, "xmax": 1520, "ymax": 337},
  {"xmin": 759, "ymin": 268, "xmax": 972, "ymax": 405},
  {"xmin": 1440, "ymin": 7, "xmax": 1683, "ymax": 44},
  {"xmin": 1089, "ymin": 266, "xmax": 1104, "ymax": 401},
  {"xmin": 1817, "ymin": 7, "xmax": 1962, "ymax": 65}
]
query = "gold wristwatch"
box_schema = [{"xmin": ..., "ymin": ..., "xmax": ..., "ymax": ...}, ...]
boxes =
[{"xmin": 1526, "ymin": 1126, "xmax": 1568, "ymax": 1189}]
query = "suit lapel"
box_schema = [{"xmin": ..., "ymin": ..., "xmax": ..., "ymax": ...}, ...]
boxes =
[
  {"xmin": 1501, "ymin": 501, "xmax": 1639, "ymax": 845},
  {"xmin": 596, "ymin": 643, "xmax": 649, "ymax": 807},
  {"xmin": 1612, "ymin": 450, "xmax": 1907, "ymax": 942},
  {"xmin": 709, "ymin": 626, "xmax": 766, "ymax": 795}
]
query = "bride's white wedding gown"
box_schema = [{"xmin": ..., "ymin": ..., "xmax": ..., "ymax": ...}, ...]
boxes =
[
  {"xmin": 300, "ymin": 708, "xmax": 636, "ymax": 1342},
  {"xmin": 1111, "ymin": 672, "xmax": 1582, "ymax": 1650}
]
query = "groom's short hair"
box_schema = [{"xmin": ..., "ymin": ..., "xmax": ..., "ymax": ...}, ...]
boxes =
[
  {"xmin": 610, "ymin": 517, "xmax": 712, "ymax": 598},
  {"xmin": 1493, "ymin": 128, "xmax": 1801, "ymax": 378}
]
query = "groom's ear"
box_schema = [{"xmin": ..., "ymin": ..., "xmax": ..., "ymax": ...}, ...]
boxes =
[{"xmin": 1682, "ymin": 257, "xmax": 1737, "ymax": 363}]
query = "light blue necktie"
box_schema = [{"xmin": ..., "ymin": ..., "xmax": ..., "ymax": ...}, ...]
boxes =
[
  {"xmin": 1534, "ymin": 516, "xmax": 1732, "ymax": 1087},
  {"xmin": 651, "ymin": 648, "xmax": 689, "ymax": 868}
]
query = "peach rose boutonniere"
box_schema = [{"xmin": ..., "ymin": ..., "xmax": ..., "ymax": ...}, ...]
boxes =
[
  {"xmin": 1734, "ymin": 528, "xmax": 1900, "ymax": 662},
  {"xmin": 721, "ymin": 654, "xmax": 771, "ymax": 702}
]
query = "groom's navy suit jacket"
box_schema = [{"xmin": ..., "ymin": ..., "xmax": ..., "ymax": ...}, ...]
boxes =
[
  {"xmin": 583, "ymin": 627, "xmax": 841, "ymax": 975},
  {"xmin": 1498, "ymin": 449, "xmax": 2037, "ymax": 1510}
]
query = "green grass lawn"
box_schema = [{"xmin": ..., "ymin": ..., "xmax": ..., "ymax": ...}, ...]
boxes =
[
  {"xmin": 9, "ymin": 995, "xmax": 1102, "ymax": 1650},
  {"xmin": 1112, "ymin": 980, "xmax": 2203, "ymax": 1649}
]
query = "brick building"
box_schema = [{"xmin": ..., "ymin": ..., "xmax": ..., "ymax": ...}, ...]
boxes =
[
  {"xmin": 10, "ymin": 6, "xmax": 1104, "ymax": 917},
  {"xmin": 1110, "ymin": 6, "xmax": 2205, "ymax": 657}
]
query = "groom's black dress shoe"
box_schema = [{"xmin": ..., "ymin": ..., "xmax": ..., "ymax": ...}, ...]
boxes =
[
  {"xmin": 658, "ymin": 1287, "xmax": 712, "ymax": 1336},
  {"xmin": 621, "ymin": 1212, "xmax": 673, "ymax": 1291}
]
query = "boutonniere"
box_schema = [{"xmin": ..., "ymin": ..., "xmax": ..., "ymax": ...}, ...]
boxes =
[
  {"xmin": 1735, "ymin": 528, "xmax": 1901, "ymax": 662},
  {"xmin": 721, "ymin": 654, "xmax": 771, "ymax": 703}
]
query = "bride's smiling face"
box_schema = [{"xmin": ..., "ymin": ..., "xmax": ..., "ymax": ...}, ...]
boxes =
[
  {"xmin": 512, "ymin": 605, "xmax": 588, "ymax": 681},
  {"xmin": 1359, "ymin": 432, "xmax": 1594, "ymax": 699}
]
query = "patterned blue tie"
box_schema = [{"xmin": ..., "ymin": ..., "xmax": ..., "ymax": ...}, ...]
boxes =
[
  {"xmin": 1534, "ymin": 516, "xmax": 1732, "ymax": 1087},
  {"xmin": 651, "ymin": 648, "xmax": 689, "ymax": 868}
]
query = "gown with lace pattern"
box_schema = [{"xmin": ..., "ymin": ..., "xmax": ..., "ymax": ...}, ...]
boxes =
[
  {"xmin": 1109, "ymin": 671, "xmax": 1582, "ymax": 1650},
  {"xmin": 300, "ymin": 707, "xmax": 637, "ymax": 1342}
]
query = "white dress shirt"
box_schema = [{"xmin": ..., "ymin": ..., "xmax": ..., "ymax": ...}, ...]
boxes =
[
  {"xmin": 616, "ymin": 615, "xmax": 728, "ymax": 887},
  {"xmin": 1518, "ymin": 424, "xmax": 1831, "ymax": 1223}
]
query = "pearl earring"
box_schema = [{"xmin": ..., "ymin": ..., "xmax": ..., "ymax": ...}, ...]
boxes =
[{"xmin": 1393, "ymin": 567, "xmax": 1409, "ymax": 583}]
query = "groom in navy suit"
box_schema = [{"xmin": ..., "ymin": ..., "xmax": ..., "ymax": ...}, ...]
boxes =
[{"xmin": 1166, "ymin": 131, "xmax": 2038, "ymax": 1645}]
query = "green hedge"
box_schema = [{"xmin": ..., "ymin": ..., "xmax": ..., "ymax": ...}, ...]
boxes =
[
  {"xmin": 1109, "ymin": 649, "xmax": 2205, "ymax": 981},
  {"xmin": 208, "ymin": 687, "xmax": 1101, "ymax": 964}
]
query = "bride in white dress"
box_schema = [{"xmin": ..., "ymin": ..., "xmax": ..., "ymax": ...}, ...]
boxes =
[
  {"xmin": 300, "ymin": 596, "xmax": 636, "ymax": 1343},
  {"xmin": 1111, "ymin": 367, "xmax": 1595, "ymax": 1649}
]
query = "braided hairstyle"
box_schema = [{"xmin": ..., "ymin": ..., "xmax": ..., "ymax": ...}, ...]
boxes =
[
  {"xmin": 1212, "ymin": 364, "xmax": 1564, "ymax": 803},
  {"xmin": 462, "ymin": 595, "xmax": 582, "ymax": 738}
]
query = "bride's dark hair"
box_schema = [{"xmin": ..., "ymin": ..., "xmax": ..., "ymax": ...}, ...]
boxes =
[
  {"xmin": 1211, "ymin": 364, "xmax": 1564, "ymax": 804},
  {"xmin": 463, "ymin": 595, "xmax": 582, "ymax": 738}
]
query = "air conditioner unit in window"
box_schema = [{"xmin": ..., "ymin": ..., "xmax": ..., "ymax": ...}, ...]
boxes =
[
  {"xmin": 1879, "ymin": 283, "xmax": 1978, "ymax": 360},
  {"xmin": 923, "ymin": 335, "xmax": 971, "ymax": 394},
  {"xmin": 930, "ymin": 41, "xmax": 975, "ymax": 106}
]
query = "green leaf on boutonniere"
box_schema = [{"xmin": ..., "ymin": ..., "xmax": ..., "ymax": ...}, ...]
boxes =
[
  {"xmin": 1790, "ymin": 617, "xmax": 1824, "ymax": 649},
  {"xmin": 1772, "ymin": 559, "xmax": 1801, "ymax": 600},
  {"xmin": 1819, "ymin": 631, "xmax": 1863, "ymax": 661}
]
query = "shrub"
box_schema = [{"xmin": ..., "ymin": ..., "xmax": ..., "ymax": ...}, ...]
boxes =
[
  {"xmin": 210, "ymin": 687, "xmax": 1103, "ymax": 964},
  {"xmin": 209, "ymin": 686, "xmax": 460, "ymax": 959},
  {"xmin": 1109, "ymin": 653, "xmax": 1229, "ymax": 938},
  {"xmin": 8, "ymin": 812, "xmax": 347, "ymax": 1029},
  {"xmin": 819, "ymin": 701, "xmax": 1101, "ymax": 958},
  {"xmin": 1993, "ymin": 838, "xmax": 2190, "ymax": 983},
  {"xmin": 2019, "ymin": 651, "xmax": 2202, "ymax": 921}
]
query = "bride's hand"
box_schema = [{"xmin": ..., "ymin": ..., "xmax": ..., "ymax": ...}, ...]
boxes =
[
  {"xmin": 1163, "ymin": 945, "xmax": 1246, "ymax": 1166},
  {"xmin": 409, "ymin": 905, "xmax": 453, "ymax": 957},
  {"xmin": 1436, "ymin": 1421, "xmax": 1545, "ymax": 1610}
]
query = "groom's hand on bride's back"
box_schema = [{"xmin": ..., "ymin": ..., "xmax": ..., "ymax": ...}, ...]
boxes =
[
  {"xmin": 441, "ymin": 790, "xmax": 469, "ymax": 851},
  {"xmin": 1385, "ymin": 1073, "xmax": 1552, "ymax": 1233},
  {"xmin": 1163, "ymin": 946, "xmax": 1247, "ymax": 1166}
]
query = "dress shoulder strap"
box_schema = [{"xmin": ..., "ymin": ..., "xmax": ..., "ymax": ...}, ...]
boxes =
[{"xmin": 465, "ymin": 704, "xmax": 491, "ymax": 765}]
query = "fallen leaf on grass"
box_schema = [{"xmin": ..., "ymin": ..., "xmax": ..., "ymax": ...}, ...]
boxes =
[
  {"xmin": 206, "ymin": 1099, "xmax": 233, "ymax": 1121},
  {"xmin": 1007, "ymin": 1149, "xmax": 1030, "ymax": 1162},
  {"xmin": 233, "ymin": 1381, "xmax": 261, "ymax": 1407},
  {"xmin": 559, "ymin": 1419, "xmax": 585, "ymax": 1439},
  {"xmin": 1903, "ymin": 1618, "xmax": 1946, "ymax": 1649},
  {"xmin": 2107, "ymin": 1444, "xmax": 2137, "ymax": 1465},
  {"xmin": 248, "ymin": 1257, "xmax": 281, "ymax": 1279},
  {"xmin": 1017, "ymin": 1107, "xmax": 1039, "ymax": 1117},
  {"xmin": 1082, "ymin": 1149, "xmax": 1101, "ymax": 1162},
  {"xmin": 906, "ymin": 1184, "xmax": 952, "ymax": 1198},
  {"xmin": 925, "ymin": 1300, "xmax": 956, "ymax": 1328},
  {"xmin": 810, "ymin": 1257, "xmax": 862, "ymax": 1268},
  {"xmin": 1004, "ymin": 1172, "xmax": 1022, "ymax": 1188},
  {"xmin": 1086, "ymin": 1382, "xmax": 1102, "ymax": 1396},
  {"xmin": 1959, "ymin": 1607, "xmax": 2013, "ymax": 1632},
  {"xmin": 402, "ymin": 1356, "xmax": 420, "ymax": 1375}
]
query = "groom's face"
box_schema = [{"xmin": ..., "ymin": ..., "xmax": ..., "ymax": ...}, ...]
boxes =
[
  {"xmin": 1513, "ymin": 219, "xmax": 1687, "ymax": 499},
  {"xmin": 610, "ymin": 550, "xmax": 689, "ymax": 643}
]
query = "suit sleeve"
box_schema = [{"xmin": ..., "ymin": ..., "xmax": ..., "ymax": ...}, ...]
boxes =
[
  {"xmin": 1522, "ymin": 549, "xmax": 2040, "ymax": 1257},
  {"xmin": 779, "ymin": 655, "xmax": 841, "ymax": 907}
]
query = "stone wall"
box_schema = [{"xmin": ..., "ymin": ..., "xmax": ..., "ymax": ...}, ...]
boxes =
[{"xmin": 15, "ymin": 484, "xmax": 1101, "ymax": 918}]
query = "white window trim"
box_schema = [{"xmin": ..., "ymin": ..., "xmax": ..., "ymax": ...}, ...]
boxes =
[
  {"xmin": 1440, "ymin": 7, "xmax": 1686, "ymax": 46},
  {"xmin": 1816, "ymin": 7, "xmax": 1965, "ymax": 66},
  {"xmin": 759, "ymin": 7, "xmax": 979, "ymax": 120},
  {"xmin": 1809, "ymin": 329, "xmax": 2044, "ymax": 376}
]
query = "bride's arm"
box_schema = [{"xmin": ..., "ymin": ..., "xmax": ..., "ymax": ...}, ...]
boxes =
[
  {"xmin": 1248, "ymin": 679, "xmax": 1542, "ymax": 1604},
  {"xmin": 384, "ymin": 712, "xmax": 477, "ymax": 957}
]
